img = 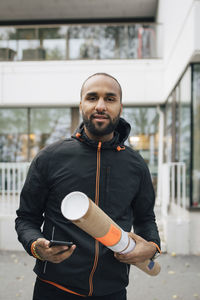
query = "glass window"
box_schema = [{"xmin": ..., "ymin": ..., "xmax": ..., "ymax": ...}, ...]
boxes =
[
  {"xmin": 0, "ymin": 108, "xmax": 71, "ymax": 162},
  {"xmin": 179, "ymin": 67, "xmax": 191, "ymax": 200},
  {"xmin": 164, "ymin": 95, "xmax": 173, "ymax": 163},
  {"xmin": 0, "ymin": 27, "xmax": 17, "ymax": 61},
  {"xmin": 15, "ymin": 28, "xmax": 40, "ymax": 61},
  {"xmin": 192, "ymin": 64, "xmax": 200, "ymax": 207},
  {"xmin": 68, "ymin": 24, "xmax": 157, "ymax": 60},
  {"xmin": 122, "ymin": 107, "xmax": 159, "ymax": 191},
  {"xmin": 164, "ymin": 68, "xmax": 191, "ymax": 204},
  {"xmin": 39, "ymin": 27, "xmax": 67, "ymax": 60},
  {"xmin": 0, "ymin": 24, "xmax": 161, "ymax": 61},
  {"xmin": 68, "ymin": 25, "xmax": 101, "ymax": 60},
  {"xmin": 29, "ymin": 108, "xmax": 71, "ymax": 160},
  {"xmin": 0, "ymin": 108, "xmax": 28, "ymax": 162},
  {"xmin": 137, "ymin": 24, "xmax": 157, "ymax": 58},
  {"xmin": 175, "ymin": 86, "xmax": 180, "ymax": 162}
]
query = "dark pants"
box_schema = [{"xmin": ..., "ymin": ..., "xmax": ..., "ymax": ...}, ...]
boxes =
[{"xmin": 33, "ymin": 278, "xmax": 127, "ymax": 300}]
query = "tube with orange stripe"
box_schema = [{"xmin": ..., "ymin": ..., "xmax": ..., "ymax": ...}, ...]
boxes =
[{"xmin": 61, "ymin": 192, "xmax": 160, "ymax": 276}]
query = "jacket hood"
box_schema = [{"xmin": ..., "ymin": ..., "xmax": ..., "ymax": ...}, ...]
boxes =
[{"xmin": 72, "ymin": 117, "xmax": 131, "ymax": 150}]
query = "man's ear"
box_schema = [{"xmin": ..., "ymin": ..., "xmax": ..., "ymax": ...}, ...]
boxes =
[
  {"xmin": 79, "ymin": 101, "xmax": 82, "ymax": 114},
  {"xmin": 120, "ymin": 104, "xmax": 123, "ymax": 116}
]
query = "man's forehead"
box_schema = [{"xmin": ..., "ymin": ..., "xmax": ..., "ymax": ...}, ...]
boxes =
[{"xmin": 82, "ymin": 75, "xmax": 120, "ymax": 93}]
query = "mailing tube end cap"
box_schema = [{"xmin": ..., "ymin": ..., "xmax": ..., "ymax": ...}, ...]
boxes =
[{"xmin": 61, "ymin": 191, "xmax": 89, "ymax": 221}]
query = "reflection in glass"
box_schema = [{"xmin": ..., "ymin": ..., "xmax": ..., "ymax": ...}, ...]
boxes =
[
  {"xmin": 0, "ymin": 109, "xmax": 28, "ymax": 162},
  {"xmin": 0, "ymin": 27, "xmax": 17, "ymax": 61},
  {"xmin": 29, "ymin": 108, "xmax": 71, "ymax": 160},
  {"xmin": 164, "ymin": 69, "xmax": 191, "ymax": 204},
  {"xmin": 0, "ymin": 24, "xmax": 160, "ymax": 61},
  {"xmin": 39, "ymin": 27, "xmax": 67, "ymax": 60},
  {"xmin": 192, "ymin": 64, "xmax": 200, "ymax": 207},
  {"xmin": 0, "ymin": 108, "xmax": 71, "ymax": 162},
  {"xmin": 164, "ymin": 95, "xmax": 173, "ymax": 163},
  {"xmin": 175, "ymin": 86, "xmax": 180, "ymax": 162},
  {"xmin": 14, "ymin": 28, "xmax": 40, "ymax": 61},
  {"xmin": 179, "ymin": 67, "xmax": 191, "ymax": 200},
  {"xmin": 122, "ymin": 107, "xmax": 159, "ymax": 191},
  {"xmin": 68, "ymin": 24, "xmax": 157, "ymax": 60},
  {"xmin": 69, "ymin": 26, "xmax": 102, "ymax": 59}
]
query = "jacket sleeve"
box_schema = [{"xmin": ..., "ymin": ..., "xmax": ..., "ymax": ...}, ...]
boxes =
[
  {"xmin": 132, "ymin": 163, "xmax": 161, "ymax": 249},
  {"xmin": 15, "ymin": 153, "xmax": 49, "ymax": 255}
]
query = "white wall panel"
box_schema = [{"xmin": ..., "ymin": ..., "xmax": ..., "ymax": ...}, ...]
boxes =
[
  {"xmin": 157, "ymin": 0, "xmax": 193, "ymax": 60},
  {"xmin": 194, "ymin": 1, "xmax": 200, "ymax": 50},
  {"xmin": 0, "ymin": 60, "xmax": 163, "ymax": 106},
  {"xmin": 163, "ymin": 4, "xmax": 195, "ymax": 99},
  {"xmin": 157, "ymin": 0, "xmax": 199, "ymax": 100},
  {"xmin": 0, "ymin": 0, "xmax": 199, "ymax": 107}
]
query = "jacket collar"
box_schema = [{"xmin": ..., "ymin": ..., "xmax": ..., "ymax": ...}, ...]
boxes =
[{"xmin": 72, "ymin": 118, "xmax": 131, "ymax": 151}]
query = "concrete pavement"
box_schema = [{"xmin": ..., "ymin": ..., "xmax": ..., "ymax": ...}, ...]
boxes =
[{"xmin": 0, "ymin": 250, "xmax": 200, "ymax": 300}]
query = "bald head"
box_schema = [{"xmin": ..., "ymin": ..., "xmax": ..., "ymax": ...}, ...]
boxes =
[{"xmin": 80, "ymin": 73, "xmax": 122, "ymax": 102}]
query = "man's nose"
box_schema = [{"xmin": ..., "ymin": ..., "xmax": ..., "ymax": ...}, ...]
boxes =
[{"xmin": 95, "ymin": 98, "xmax": 106, "ymax": 112}]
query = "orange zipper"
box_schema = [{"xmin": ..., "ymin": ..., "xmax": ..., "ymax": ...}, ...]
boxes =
[
  {"xmin": 39, "ymin": 278, "xmax": 86, "ymax": 297},
  {"xmin": 88, "ymin": 141, "xmax": 102, "ymax": 296}
]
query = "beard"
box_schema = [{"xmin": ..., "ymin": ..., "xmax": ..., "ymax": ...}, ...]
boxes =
[{"xmin": 82, "ymin": 112, "xmax": 121, "ymax": 137}]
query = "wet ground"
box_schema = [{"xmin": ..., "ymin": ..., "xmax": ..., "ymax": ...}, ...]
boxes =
[{"xmin": 0, "ymin": 251, "xmax": 200, "ymax": 300}]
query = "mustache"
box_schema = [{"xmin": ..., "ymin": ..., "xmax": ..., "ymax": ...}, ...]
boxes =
[{"xmin": 90, "ymin": 113, "xmax": 111, "ymax": 120}]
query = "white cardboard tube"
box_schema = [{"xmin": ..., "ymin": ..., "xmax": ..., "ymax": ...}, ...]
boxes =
[
  {"xmin": 61, "ymin": 192, "xmax": 135, "ymax": 253},
  {"xmin": 109, "ymin": 229, "xmax": 135, "ymax": 254},
  {"xmin": 61, "ymin": 192, "xmax": 160, "ymax": 276}
]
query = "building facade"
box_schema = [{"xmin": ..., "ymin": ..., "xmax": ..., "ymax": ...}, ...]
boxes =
[{"xmin": 0, "ymin": 0, "xmax": 200, "ymax": 254}]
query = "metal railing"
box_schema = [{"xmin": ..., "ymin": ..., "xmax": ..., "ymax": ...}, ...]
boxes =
[
  {"xmin": 161, "ymin": 162, "xmax": 187, "ymax": 217},
  {"xmin": 1, "ymin": 161, "xmax": 186, "ymax": 217},
  {"xmin": 0, "ymin": 162, "xmax": 30, "ymax": 216}
]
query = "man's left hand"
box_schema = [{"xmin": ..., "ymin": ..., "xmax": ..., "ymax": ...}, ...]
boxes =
[{"xmin": 114, "ymin": 232, "xmax": 157, "ymax": 264}]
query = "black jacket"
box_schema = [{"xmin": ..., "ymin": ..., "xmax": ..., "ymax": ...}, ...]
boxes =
[{"xmin": 15, "ymin": 118, "xmax": 160, "ymax": 297}]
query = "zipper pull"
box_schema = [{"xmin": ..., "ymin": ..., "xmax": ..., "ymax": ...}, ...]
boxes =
[{"xmin": 98, "ymin": 142, "xmax": 102, "ymax": 151}]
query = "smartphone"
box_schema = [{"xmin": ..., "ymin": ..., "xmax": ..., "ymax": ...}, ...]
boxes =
[{"xmin": 49, "ymin": 240, "xmax": 73, "ymax": 247}]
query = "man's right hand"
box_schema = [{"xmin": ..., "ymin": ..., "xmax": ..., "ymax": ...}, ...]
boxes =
[{"xmin": 35, "ymin": 238, "xmax": 76, "ymax": 263}]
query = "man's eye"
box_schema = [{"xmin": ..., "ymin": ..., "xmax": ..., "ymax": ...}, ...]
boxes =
[
  {"xmin": 106, "ymin": 97, "xmax": 115, "ymax": 102},
  {"xmin": 87, "ymin": 96, "xmax": 97, "ymax": 101}
]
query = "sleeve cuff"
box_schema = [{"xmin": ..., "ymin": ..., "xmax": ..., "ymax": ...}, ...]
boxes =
[
  {"xmin": 31, "ymin": 241, "xmax": 45, "ymax": 261},
  {"xmin": 149, "ymin": 241, "xmax": 161, "ymax": 253}
]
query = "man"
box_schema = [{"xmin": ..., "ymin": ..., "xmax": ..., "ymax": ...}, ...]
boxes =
[{"xmin": 15, "ymin": 73, "xmax": 160, "ymax": 300}]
